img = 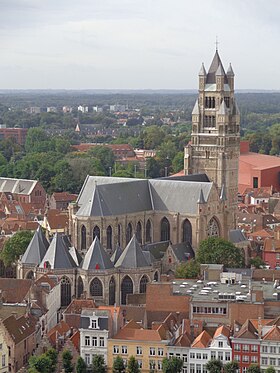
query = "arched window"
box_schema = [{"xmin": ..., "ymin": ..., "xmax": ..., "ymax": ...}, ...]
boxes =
[
  {"xmin": 93, "ymin": 226, "xmax": 100, "ymax": 241},
  {"xmin": 81, "ymin": 225, "xmax": 86, "ymax": 251},
  {"xmin": 117, "ymin": 224, "xmax": 122, "ymax": 245},
  {"xmin": 136, "ymin": 221, "xmax": 142, "ymax": 244},
  {"xmin": 145, "ymin": 219, "xmax": 152, "ymax": 243},
  {"xmin": 26, "ymin": 270, "xmax": 34, "ymax": 280},
  {"xmin": 139, "ymin": 275, "xmax": 149, "ymax": 293},
  {"xmin": 154, "ymin": 271, "xmax": 159, "ymax": 282},
  {"xmin": 182, "ymin": 219, "xmax": 192, "ymax": 244},
  {"xmin": 126, "ymin": 223, "xmax": 133, "ymax": 245},
  {"xmin": 109, "ymin": 276, "xmax": 116, "ymax": 306},
  {"xmin": 207, "ymin": 217, "xmax": 220, "ymax": 237},
  {"xmin": 77, "ymin": 276, "xmax": 84, "ymax": 298},
  {"xmin": 121, "ymin": 276, "xmax": 133, "ymax": 305},
  {"xmin": 61, "ymin": 276, "xmax": 71, "ymax": 307},
  {"xmin": 160, "ymin": 217, "xmax": 170, "ymax": 241},
  {"xmin": 106, "ymin": 226, "xmax": 112, "ymax": 251},
  {"xmin": 90, "ymin": 278, "xmax": 103, "ymax": 297}
]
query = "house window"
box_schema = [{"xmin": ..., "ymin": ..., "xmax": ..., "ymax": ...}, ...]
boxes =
[
  {"xmin": 203, "ymin": 365, "xmax": 207, "ymax": 373},
  {"xmin": 137, "ymin": 360, "xmax": 142, "ymax": 368},
  {"xmin": 91, "ymin": 319, "xmax": 97, "ymax": 329},
  {"xmin": 85, "ymin": 354, "xmax": 90, "ymax": 365},
  {"xmin": 225, "ymin": 352, "xmax": 230, "ymax": 361},
  {"xmin": 158, "ymin": 360, "xmax": 163, "ymax": 370},
  {"xmin": 251, "ymin": 356, "xmax": 258, "ymax": 363},
  {"xmin": 218, "ymin": 352, "xmax": 223, "ymax": 361},
  {"xmin": 122, "ymin": 346, "xmax": 128, "ymax": 354},
  {"xmin": 218, "ymin": 341, "xmax": 223, "ymax": 348},
  {"xmin": 91, "ymin": 337, "xmax": 97, "ymax": 346},
  {"xmin": 190, "ymin": 353, "xmax": 195, "ymax": 359},
  {"xmin": 242, "ymin": 355, "xmax": 249, "ymax": 363},
  {"xmin": 197, "ymin": 364, "xmax": 202, "ymax": 373},
  {"xmin": 270, "ymin": 346, "xmax": 276, "ymax": 354},
  {"xmin": 197, "ymin": 353, "xmax": 202, "ymax": 360},
  {"xmin": 150, "ymin": 347, "xmax": 156, "ymax": 356},
  {"xmin": 113, "ymin": 345, "xmax": 119, "ymax": 354},
  {"xmin": 270, "ymin": 358, "xmax": 276, "ymax": 366},
  {"xmin": 211, "ymin": 352, "xmax": 216, "ymax": 360},
  {"xmin": 158, "ymin": 348, "xmax": 164, "ymax": 356},
  {"xmin": 99, "ymin": 337, "xmax": 105, "ymax": 347},
  {"xmin": 85, "ymin": 336, "xmax": 90, "ymax": 346},
  {"xmin": 136, "ymin": 346, "xmax": 142, "ymax": 355},
  {"xmin": 251, "ymin": 345, "xmax": 258, "ymax": 352},
  {"xmin": 183, "ymin": 354, "xmax": 188, "ymax": 363},
  {"xmin": 203, "ymin": 354, "xmax": 208, "ymax": 360},
  {"xmin": 262, "ymin": 346, "xmax": 268, "ymax": 353},
  {"xmin": 235, "ymin": 355, "xmax": 240, "ymax": 362},
  {"xmin": 242, "ymin": 368, "xmax": 247, "ymax": 373},
  {"xmin": 190, "ymin": 364, "xmax": 195, "ymax": 373},
  {"xmin": 261, "ymin": 358, "xmax": 268, "ymax": 365},
  {"xmin": 253, "ymin": 177, "xmax": 258, "ymax": 188},
  {"xmin": 242, "ymin": 344, "xmax": 249, "ymax": 352},
  {"xmin": 149, "ymin": 360, "xmax": 156, "ymax": 370}
]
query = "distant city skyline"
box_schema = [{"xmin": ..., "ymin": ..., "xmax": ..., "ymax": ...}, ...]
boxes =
[{"xmin": 0, "ymin": 0, "xmax": 280, "ymax": 90}]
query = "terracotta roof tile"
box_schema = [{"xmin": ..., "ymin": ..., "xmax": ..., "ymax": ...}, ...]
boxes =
[
  {"xmin": 2, "ymin": 314, "xmax": 36, "ymax": 344},
  {"xmin": 213, "ymin": 325, "xmax": 230, "ymax": 339},
  {"xmin": 63, "ymin": 299, "xmax": 97, "ymax": 315},
  {"xmin": 191, "ymin": 330, "xmax": 212, "ymax": 348},
  {"xmin": 262, "ymin": 325, "xmax": 280, "ymax": 341},
  {"xmin": 0, "ymin": 278, "xmax": 32, "ymax": 303}
]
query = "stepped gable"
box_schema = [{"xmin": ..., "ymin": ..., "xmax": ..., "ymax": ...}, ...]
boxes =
[
  {"xmin": 39, "ymin": 233, "xmax": 77, "ymax": 269},
  {"xmin": 81, "ymin": 237, "xmax": 114, "ymax": 270},
  {"xmin": 115, "ymin": 235, "xmax": 150, "ymax": 269},
  {"xmin": 110, "ymin": 244, "xmax": 123, "ymax": 265},
  {"xmin": 21, "ymin": 226, "xmax": 49, "ymax": 265}
]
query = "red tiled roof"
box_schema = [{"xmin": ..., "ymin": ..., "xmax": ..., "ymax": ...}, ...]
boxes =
[
  {"xmin": 262, "ymin": 325, "xmax": 280, "ymax": 341},
  {"xmin": 51, "ymin": 192, "xmax": 77, "ymax": 203},
  {"xmin": 112, "ymin": 321, "xmax": 166, "ymax": 342},
  {"xmin": 2, "ymin": 314, "xmax": 36, "ymax": 344},
  {"xmin": 191, "ymin": 330, "xmax": 212, "ymax": 348},
  {"xmin": 240, "ymin": 152, "xmax": 280, "ymax": 170},
  {"xmin": 63, "ymin": 299, "xmax": 97, "ymax": 315},
  {"xmin": 0, "ymin": 278, "xmax": 32, "ymax": 303}
]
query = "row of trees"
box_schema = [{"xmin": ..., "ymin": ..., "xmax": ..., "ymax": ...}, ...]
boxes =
[
  {"xmin": 206, "ymin": 359, "xmax": 276, "ymax": 373},
  {"xmin": 176, "ymin": 237, "xmax": 245, "ymax": 278}
]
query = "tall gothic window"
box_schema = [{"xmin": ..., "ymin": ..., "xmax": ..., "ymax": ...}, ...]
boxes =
[
  {"xmin": 139, "ymin": 275, "xmax": 149, "ymax": 293},
  {"xmin": 90, "ymin": 278, "xmax": 103, "ymax": 297},
  {"xmin": 154, "ymin": 271, "xmax": 159, "ymax": 282},
  {"xmin": 93, "ymin": 225, "xmax": 100, "ymax": 241},
  {"xmin": 77, "ymin": 276, "xmax": 84, "ymax": 298},
  {"xmin": 145, "ymin": 219, "xmax": 152, "ymax": 243},
  {"xmin": 26, "ymin": 270, "xmax": 34, "ymax": 280},
  {"xmin": 136, "ymin": 221, "xmax": 142, "ymax": 243},
  {"xmin": 117, "ymin": 224, "xmax": 122, "ymax": 245},
  {"xmin": 182, "ymin": 219, "xmax": 192, "ymax": 244},
  {"xmin": 207, "ymin": 217, "xmax": 220, "ymax": 237},
  {"xmin": 126, "ymin": 223, "xmax": 133, "ymax": 245},
  {"xmin": 81, "ymin": 225, "xmax": 86, "ymax": 251},
  {"xmin": 109, "ymin": 276, "xmax": 116, "ymax": 306},
  {"xmin": 61, "ymin": 276, "xmax": 71, "ymax": 307},
  {"xmin": 121, "ymin": 276, "xmax": 133, "ymax": 305},
  {"xmin": 106, "ymin": 225, "xmax": 112, "ymax": 251},
  {"xmin": 160, "ymin": 217, "xmax": 170, "ymax": 241}
]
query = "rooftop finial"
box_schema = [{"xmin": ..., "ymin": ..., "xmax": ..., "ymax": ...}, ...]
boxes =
[{"xmin": 215, "ymin": 35, "xmax": 219, "ymax": 51}]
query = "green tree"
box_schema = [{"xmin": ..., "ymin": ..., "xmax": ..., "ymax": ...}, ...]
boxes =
[
  {"xmin": 28, "ymin": 354, "xmax": 52, "ymax": 373},
  {"xmin": 162, "ymin": 356, "xmax": 183, "ymax": 373},
  {"xmin": 76, "ymin": 356, "xmax": 87, "ymax": 373},
  {"xmin": 62, "ymin": 350, "xmax": 73, "ymax": 373},
  {"xmin": 196, "ymin": 237, "xmax": 244, "ymax": 268},
  {"xmin": 112, "ymin": 356, "xmax": 126, "ymax": 373},
  {"xmin": 172, "ymin": 151, "xmax": 184, "ymax": 173},
  {"xmin": 250, "ymin": 256, "xmax": 266, "ymax": 268},
  {"xmin": 87, "ymin": 145, "xmax": 115, "ymax": 174},
  {"xmin": 176, "ymin": 259, "xmax": 200, "ymax": 279},
  {"xmin": 265, "ymin": 367, "xmax": 276, "ymax": 373},
  {"xmin": 92, "ymin": 355, "xmax": 106, "ymax": 373},
  {"xmin": 205, "ymin": 359, "xmax": 223, "ymax": 373},
  {"xmin": 45, "ymin": 348, "xmax": 58, "ymax": 371},
  {"xmin": 247, "ymin": 365, "xmax": 261, "ymax": 373},
  {"xmin": 0, "ymin": 230, "xmax": 33, "ymax": 266},
  {"xmin": 224, "ymin": 361, "xmax": 239, "ymax": 373},
  {"xmin": 127, "ymin": 356, "xmax": 140, "ymax": 373},
  {"xmin": 25, "ymin": 128, "xmax": 52, "ymax": 153}
]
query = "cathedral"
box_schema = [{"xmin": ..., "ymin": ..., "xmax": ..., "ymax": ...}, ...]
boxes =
[{"xmin": 17, "ymin": 50, "xmax": 240, "ymax": 308}]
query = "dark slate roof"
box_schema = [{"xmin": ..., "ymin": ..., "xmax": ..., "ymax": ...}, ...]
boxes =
[
  {"xmin": 206, "ymin": 50, "xmax": 228, "ymax": 84},
  {"xmin": 69, "ymin": 246, "xmax": 83, "ymax": 266},
  {"xmin": 143, "ymin": 250, "xmax": 155, "ymax": 265},
  {"xmin": 171, "ymin": 242, "xmax": 195, "ymax": 262},
  {"xmin": 144, "ymin": 241, "xmax": 170, "ymax": 260},
  {"xmin": 162, "ymin": 174, "xmax": 210, "ymax": 182},
  {"xmin": 229, "ymin": 229, "xmax": 248, "ymax": 244},
  {"xmin": 80, "ymin": 315, "xmax": 108, "ymax": 330},
  {"xmin": 76, "ymin": 176, "xmax": 213, "ymax": 218},
  {"xmin": 81, "ymin": 237, "xmax": 114, "ymax": 270},
  {"xmin": 110, "ymin": 245, "xmax": 123, "ymax": 265},
  {"xmin": 115, "ymin": 235, "xmax": 150, "ymax": 268},
  {"xmin": 21, "ymin": 226, "xmax": 49, "ymax": 265},
  {"xmin": 39, "ymin": 233, "xmax": 77, "ymax": 269}
]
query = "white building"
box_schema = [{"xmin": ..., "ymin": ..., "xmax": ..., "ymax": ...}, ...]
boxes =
[
  {"xmin": 80, "ymin": 309, "xmax": 113, "ymax": 366},
  {"xmin": 78, "ymin": 105, "xmax": 89, "ymax": 113}
]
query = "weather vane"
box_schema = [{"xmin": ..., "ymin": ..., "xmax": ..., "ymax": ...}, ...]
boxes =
[{"xmin": 215, "ymin": 35, "xmax": 219, "ymax": 51}]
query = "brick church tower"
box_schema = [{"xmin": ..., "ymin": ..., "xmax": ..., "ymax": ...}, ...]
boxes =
[{"xmin": 184, "ymin": 49, "xmax": 240, "ymax": 229}]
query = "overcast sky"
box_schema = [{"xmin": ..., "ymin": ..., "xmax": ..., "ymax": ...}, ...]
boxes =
[{"xmin": 0, "ymin": 0, "xmax": 279, "ymax": 90}]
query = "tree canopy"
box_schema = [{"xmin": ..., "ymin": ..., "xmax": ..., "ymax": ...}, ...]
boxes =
[
  {"xmin": 0, "ymin": 230, "xmax": 33, "ymax": 266},
  {"xmin": 162, "ymin": 356, "xmax": 183, "ymax": 373}
]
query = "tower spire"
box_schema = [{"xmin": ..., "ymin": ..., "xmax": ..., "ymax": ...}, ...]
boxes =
[{"xmin": 215, "ymin": 35, "xmax": 219, "ymax": 51}]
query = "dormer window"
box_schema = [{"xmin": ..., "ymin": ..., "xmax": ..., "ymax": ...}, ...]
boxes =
[{"xmin": 91, "ymin": 319, "xmax": 97, "ymax": 329}]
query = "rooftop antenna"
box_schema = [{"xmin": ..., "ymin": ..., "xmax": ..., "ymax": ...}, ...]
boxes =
[{"xmin": 215, "ymin": 35, "xmax": 219, "ymax": 51}]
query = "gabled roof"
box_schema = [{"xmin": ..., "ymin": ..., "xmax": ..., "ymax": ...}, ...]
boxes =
[
  {"xmin": 235, "ymin": 319, "xmax": 258, "ymax": 339},
  {"xmin": 192, "ymin": 99, "xmax": 200, "ymax": 115},
  {"xmin": 213, "ymin": 325, "xmax": 230, "ymax": 339},
  {"xmin": 63, "ymin": 299, "xmax": 97, "ymax": 315},
  {"xmin": 217, "ymin": 100, "xmax": 228, "ymax": 115},
  {"xmin": 199, "ymin": 63, "xmax": 206, "ymax": 76},
  {"xmin": 21, "ymin": 226, "xmax": 49, "ymax": 265},
  {"xmin": 229, "ymin": 229, "xmax": 248, "ymax": 244},
  {"xmin": 174, "ymin": 333, "xmax": 192, "ymax": 347},
  {"xmin": 267, "ymin": 315, "xmax": 280, "ymax": 326},
  {"xmin": 69, "ymin": 246, "xmax": 83, "ymax": 266},
  {"xmin": 197, "ymin": 188, "xmax": 206, "ymax": 204},
  {"xmin": 0, "ymin": 278, "xmax": 32, "ymax": 303},
  {"xmin": 206, "ymin": 50, "xmax": 227, "ymax": 84},
  {"xmin": 110, "ymin": 245, "xmax": 123, "ymax": 264},
  {"xmin": 2, "ymin": 314, "xmax": 36, "ymax": 345},
  {"xmin": 39, "ymin": 233, "xmax": 77, "ymax": 269},
  {"xmin": 192, "ymin": 330, "xmax": 212, "ymax": 348},
  {"xmin": 0, "ymin": 177, "xmax": 38, "ymax": 195},
  {"xmin": 115, "ymin": 235, "xmax": 150, "ymax": 269},
  {"xmin": 227, "ymin": 63, "xmax": 234, "ymax": 76},
  {"xmin": 262, "ymin": 325, "xmax": 280, "ymax": 341},
  {"xmin": 170, "ymin": 242, "xmax": 195, "ymax": 262},
  {"xmin": 81, "ymin": 237, "xmax": 114, "ymax": 270}
]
